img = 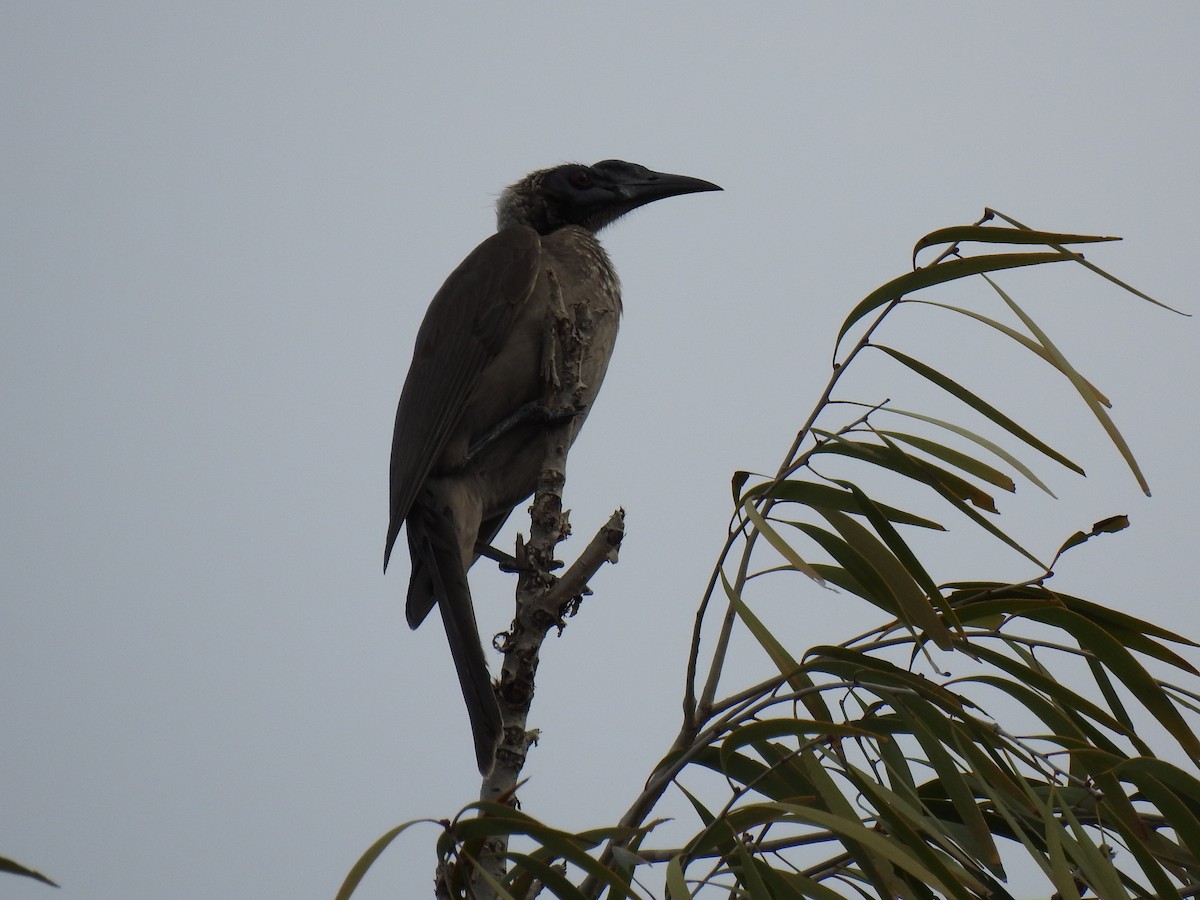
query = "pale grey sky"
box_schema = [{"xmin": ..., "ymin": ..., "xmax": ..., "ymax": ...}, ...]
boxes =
[{"xmin": 3, "ymin": 4, "xmax": 1198, "ymax": 898}]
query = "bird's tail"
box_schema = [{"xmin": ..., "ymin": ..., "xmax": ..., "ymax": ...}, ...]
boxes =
[{"xmin": 409, "ymin": 511, "xmax": 503, "ymax": 775}]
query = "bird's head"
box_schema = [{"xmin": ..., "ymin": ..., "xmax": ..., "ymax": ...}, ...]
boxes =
[{"xmin": 497, "ymin": 160, "xmax": 721, "ymax": 235}]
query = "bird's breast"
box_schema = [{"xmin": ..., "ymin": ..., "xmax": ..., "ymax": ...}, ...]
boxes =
[{"xmin": 438, "ymin": 227, "xmax": 622, "ymax": 518}]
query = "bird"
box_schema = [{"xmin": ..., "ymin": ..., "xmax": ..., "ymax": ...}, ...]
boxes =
[{"xmin": 385, "ymin": 159, "xmax": 721, "ymax": 774}]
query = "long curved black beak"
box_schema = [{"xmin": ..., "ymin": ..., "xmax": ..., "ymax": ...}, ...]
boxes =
[{"xmin": 611, "ymin": 167, "xmax": 723, "ymax": 205}]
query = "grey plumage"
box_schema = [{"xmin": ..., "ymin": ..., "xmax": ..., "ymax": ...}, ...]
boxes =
[{"xmin": 385, "ymin": 160, "xmax": 720, "ymax": 773}]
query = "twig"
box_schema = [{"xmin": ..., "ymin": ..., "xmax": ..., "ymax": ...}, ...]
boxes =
[{"xmin": 466, "ymin": 275, "xmax": 625, "ymax": 897}]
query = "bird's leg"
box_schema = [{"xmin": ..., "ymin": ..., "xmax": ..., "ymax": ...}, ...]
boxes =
[
  {"xmin": 463, "ymin": 400, "xmax": 586, "ymax": 464},
  {"xmin": 476, "ymin": 543, "xmax": 522, "ymax": 572},
  {"xmin": 476, "ymin": 541, "xmax": 565, "ymax": 574}
]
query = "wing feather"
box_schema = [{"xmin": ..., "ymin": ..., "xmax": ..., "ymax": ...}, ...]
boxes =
[{"xmin": 384, "ymin": 226, "xmax": 541, "ymax": 568}]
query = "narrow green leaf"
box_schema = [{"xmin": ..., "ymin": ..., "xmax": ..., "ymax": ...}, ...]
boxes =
[
  {"xmin": 876, "ymin": 405, "xmax": 1058, "ymax": 496},
  {"xmin": 912, "ymin": 225, "xmax": 1119, "ymax": 266},
  {"xmin": 774, "ymin": 870, "xmax": 849, "ymax": 900},
  {"xmin": 879, "ymin": 431, "xmax": 1015, "ymax": 492},
  {"xmin": 794, "ymin": 750, "xmax": 905, "ymax": 893},
  {"xmin": 875, "ymin": 345, "xmax": 1083, "ymax": 474},
  {"xmin": 676, "ymin": 783, "xmax": 717, "ymax": 829},
  {"xmin": 1013, "ymin": 783, "xmax": 1079, "ymax": 900},
  {"xmin": 769, "ymin": 801, "xmax": 956, "ymax": 895},
  {"xmin": 336, "ymin": 819, "xmax": 440, "ymax": 900},
  {"xmin": 742, "ymin": 499, "xmax": 825, "ymax": 583},
  {"xmin": 1091, "ymin": 771, "xmax": 1187, "ymax": 897},
  {"xmin": 794, "ymin": 522, "xmax": 905, "ymax": 621},
  {"xmin": 961, "ymin": 673, "xmax": 1134, "ymax": 760},
  {"xmin": 807, "ymin": 563, "xmax": 870, "ymax": 601},
  {"xmin": 1116, "ymin": 762, "xmax": 1200, "ymax": 871},
  {"xmin": 862, "ymin": 775, "xmax": 995, "ymax": 897},
  {"xmin": 949, "ymin": 733, "xmax": 1038, "ymax": 817},
  {"xmin": 732, "ymin": 470, "xmax": 751, "ymax": 506},
  {"xmin": 836, "ymin": 250, "xmax": 1078, "ymax": 354},
  {"xmin": 505, "ymin": 853, "xmax": 589, "ymax": 900},
  {"xmin": 807, "ymin": 646, "xmax": 970, "ymax": 712},
  {"xmin": 1058, "ymin": 799, "xmax": 1130, "ymax": 900},
  {"xmin": 721, "ymin": 571, "xmax": 809, "ymax": 697},
  {"xmin": 907, "ymin": 300, "xmax": 1112, "ymax": 407},
  {"xmin": 664, "ymin": 856, "xmax": 690, "ymax": 900},
  {"xmin": 733, "ymin": 839, "xmax": 772, "ymax": 898},
  {"xmin": 724, "ymin": 797, "xmax": 807, "ymax": 836},
  {"xmin": 1030, "ymin": 608, "xmax": 1200, "ymax": 759},
  {"xmin": 815, "ymin": 506, "xmax": 953, "ymax": 649},
  {"xmin": 988, "ymin": 208, "xmax": 1189, "ymax": 316},
  {"xmin": 812, "ymin": 435, "xmax": 1000, "ymax": 512},
  {"xmin": 845, "ymin": 771, "xmax": 983, "ymax": 899},
  {"xmin": 969, "ymin": 769, "xmax": 1058, "ymax": 884},
  {"xmin": 0, "ymin": 855, "xmax": 58, "ymax": 888},
  {"xmin": 985, "ymin": 274, "xmax": 1150, "ymax": 495},
  {"xmin": 834, "ymin": 481, "xmax": 953, "ymax": 621},
  {"xmin": 457, "ymin": 857, "xmax": 519, "ymax": 900},
  {"xmin": 860, "ymin": 432, "xmax": 1048, "ymax": 567},
  {"xmin": 1086, "ymin": 656, "xmax": 1139, "ymax": 739},
  {"xmin": 692, "ymin": 746, "xmax": 806, "ymax": 811},
  {"xmin": 967, "ymin": 645, "xmax": 1130, "ymax": 735},
  {"xmin": 1059, "ymin": 592, "xmax": 1199, "ymax": 651},
  {"xmin": 951, "ymin": 578, "xmax": 1189, "ymax": 668},
  {"xmin": 891, "ymin": 699, "xmax": 1002, "ymax": 874},
  {"xmin": 878, "ymin": 731, "xmax": 919, "ymax": 800},
  {"xmin": 751, "ymin": 479, "xmax": 945, "ymax": 530},
  {"xmin": 724, "ymin": 719, "xmax": 881, "ymax": 755},
  {"xmin": 454, "ymin": 805, "xmax": 631, "ymax": 894},
  {"xmin": 662, "ymin": 859, "xmax": 691, "ymax": 900}
]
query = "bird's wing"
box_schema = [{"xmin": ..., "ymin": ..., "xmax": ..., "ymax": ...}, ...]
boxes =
[{"xmin": 385, "ymin": 225, "xmax": 542, "ymax": 569}]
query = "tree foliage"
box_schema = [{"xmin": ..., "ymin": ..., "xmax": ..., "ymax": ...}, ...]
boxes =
[{"xmin": 341, "ymin": 211, "xmax": 1197, "ymax": 900}]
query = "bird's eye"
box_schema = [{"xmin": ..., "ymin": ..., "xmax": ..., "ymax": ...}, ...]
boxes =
[{"xmin": 568, "ymin": 170, "xmax": 592, "ymax": 189}]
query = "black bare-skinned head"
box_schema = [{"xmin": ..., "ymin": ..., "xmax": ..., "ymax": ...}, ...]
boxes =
[{"xmin": 496, "ymin": 160, "xmax": 721, "ymax": 235}]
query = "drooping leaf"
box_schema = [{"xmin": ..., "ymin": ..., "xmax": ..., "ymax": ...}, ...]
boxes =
[
  {"xmin": 1024, "ymin": 608, "xmax": 1200, "ymax": 760},
  {"xmin": 985, "ymin": 274, "xmax": 1150, "ymax": 495},
  {"xmin": 336, "ymin": 818, "xmax": 442, "ymax": 900},
  {"xmin": 812, "ymin": 434, "xmax": 1000, "ymax": 512},
  {"xmin": 732, "ymin": 469, "xmax": 751, "ymax": 506},
  {"xmin": 834, "ymin": 480, "xmax": 955, "ymax": 623},
  {"xmin": 0, "ymin": 855, "xmax": 58, "ymax": 888},
  {"xmin": 814, "ymin": 506, "xmax": 953, "ymax": 649},
  {"xmin": 838, "ymin": 772, "xmax": 982, "ymax": 899},
  {"xmin": 664, "ymin": 856, "xmax": 690, "ymax": 900},
  {"xmin": 874, "ymin": 345, "xmax": 1083, "ymax": 475},
  {"xmin": 1058, "ymin": 591, "xmax": 1199, "ymax": 652},
  {"xmin": 988, "ymin": 208, "xmax": 1188, "ymax": 315},
  {"xmin": 906, "ymin": 300, "xmax": 1113, "ymax": 407},
  {"xmin": 743, "ymin": 499, "xmax": 825, "ymax": 583},
  {"xmin": 890, "ymin": 697, "xmax": 1002, "ymax": 873},
  {"xmin": 749, "ymin": 478, "xmax": 945, "ymax": 530},
  {"xmin": 792, "ymin": 522, "xmax": 906, "ymax": 622},
  {"xmin": 1115, "ymin": 759, "xmax": 1200, "ymax": 870},
  {"xmin": 721, "ymin": 571, "xmax": 820, "ymax": 707},
  {"xmin": 505, "ymin": 853, "xmax": 589, "ymax": 900},
  {"xmin": 878, "ymin": 431, "xmax": 1015, "ymax": 492},
  {"xmin": 1089, "ymin": 770, "xmax": 1189, "ymax": 897},
  {"xmin": 874, "ymin": 405, "xmax": 1058, "ymax": 496},
  {"xmin": 1057, "ymin": 795, "xmax": 1131, "ymax": 900},
  {"xmin": 966, "ymin": 645, "xmax": 1138, "ymax": 745},
  {"xmin": 912, "ymin": 225, "xmax": 1119, "ymax": 267},
  {"xmin": 835, "ymin": 250, "xmax": 1080, "ymax": 355},
  {"xmin": 451, "ymin": 804, "xmax": 634, "ymax": 896}
]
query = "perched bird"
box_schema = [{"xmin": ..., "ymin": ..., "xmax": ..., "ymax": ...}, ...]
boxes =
[{"xmin": 385, "ymin": 160, "xmax": 720, "ymax": 773}]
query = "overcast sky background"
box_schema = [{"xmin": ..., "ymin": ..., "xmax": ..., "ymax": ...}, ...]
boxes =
[{"xmin": 3, "ymin": 4, "xmax": 1199, "ymax": 898}]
